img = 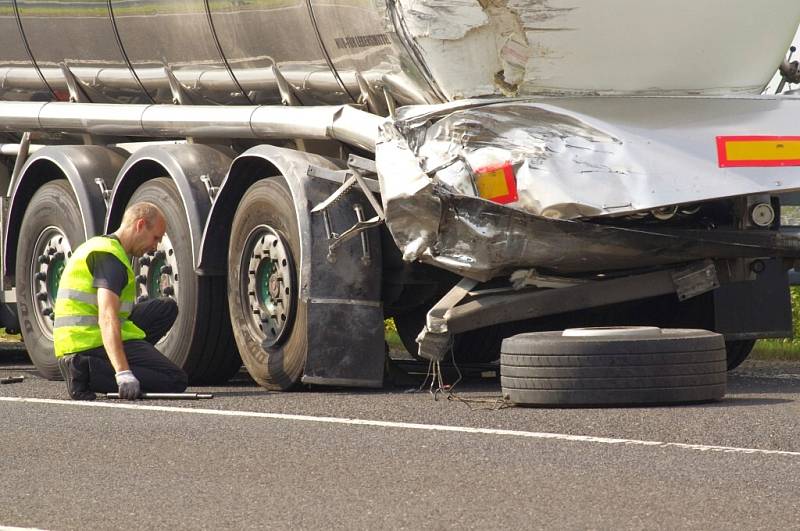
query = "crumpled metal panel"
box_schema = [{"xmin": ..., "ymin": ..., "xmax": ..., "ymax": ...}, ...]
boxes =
[
  {"xmin": 391, "ymin": 97, "xmax": 800, "ymax": 218},
  {"xmin": 376, "ymin": 96, "xmax": 800, "ymax": 280},
  {"xmin": 380, "ymin": 190, "xmax": 800, "ymax": 281},
  {"xmin": 418, "ymin": 102, "xmax": 621, "ymax": 218}
]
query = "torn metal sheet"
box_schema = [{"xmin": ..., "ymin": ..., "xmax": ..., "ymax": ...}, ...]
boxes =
[
  {"xmin": 393, "ymin": 0, "xmax": 529, "ymax": 99},
  {"xmin": 417, "ymin": 102, "xmax": 622, "ymax": 219},
  {"xmin": 398, "ymin": 0, "xmax": 489, "ymax": 40},
  {"xmin": 390, "ymin": 0, "xmax": 800, "ymax": 99},
  {"xmin": 376, "ymin": 96, "xmax": 800, "ymax": 279},
  {"xmin": 383, "ymin": 192, "xmax": 800, "ymax": 281}
]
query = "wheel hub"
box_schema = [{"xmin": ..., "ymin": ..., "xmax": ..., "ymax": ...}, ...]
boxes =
[
  {"xmin": 242, "ymin": 225, "xmax": 296, "ymax": 347},
  {"xmin": 31, "ymin": 227, "xmax": 72, "ymax": 338},
  {"xmin": 268, "ymin": 273, "xmax": 280, "ymax": 299},
  {"xmin": 135, "ymin": 233, "xmax": 179, "ymax": 302}
]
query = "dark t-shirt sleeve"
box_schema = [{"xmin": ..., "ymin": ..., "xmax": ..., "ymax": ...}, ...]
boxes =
[{"xmin": 87, "ymin": 251, "xmax": 128, "ymax": 296}]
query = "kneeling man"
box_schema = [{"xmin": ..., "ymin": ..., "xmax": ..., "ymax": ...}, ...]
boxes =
[{"xmin": 54, "ymin": 202, "xmax": 188, "ymax": 400}]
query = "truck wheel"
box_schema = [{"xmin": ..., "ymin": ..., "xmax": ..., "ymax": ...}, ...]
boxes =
[
  {"xmin": 501, "ymin": 327, "xmax": 727, "ymax": 406},
  {"xmin": 129, "ymin": 178, "xmax": 241, "ymax": 384},
  {"xmin": 725, "ymin": 339, "xmax": 756, "ymax": 371},
  {"xmin": 394, "ymin": 310, "xmax": 501, "ymax": 363},
  {"xmin": 393, "ymin": 309, "xmax": 430, "ymax": 360},
  {"xmin": 15, "ymin": 180, "xmax": 84, "ymax": 380},
  {"xmin": 228, "ymin": 178, "xmax": 306, "ymax": 390}
]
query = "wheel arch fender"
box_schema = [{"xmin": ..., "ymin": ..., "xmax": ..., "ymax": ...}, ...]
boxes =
[
  {"xmin": 105, "ymin": 144, "xmax": 234, "ymax": 271},
  {"xmin": 3, "ymin": 145, "xmax": 126, "ymax": 280},
  {"xmin": 207, "ymin": 145, "xmax": 386, "ymax": 388},
  {"xmin": 198, "ymin": 145, "xmax": 343, "ymax": 294}
]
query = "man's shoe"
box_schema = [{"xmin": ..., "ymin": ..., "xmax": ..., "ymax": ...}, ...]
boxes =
[{"xmin": 57, "ymin": 355, "xmax": 95, "ymax": 401}]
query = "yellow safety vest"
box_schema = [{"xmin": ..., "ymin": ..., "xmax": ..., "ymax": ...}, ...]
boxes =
[{"xmin": 54, "ymin": 236, "xmax": 145, "ymax": 357}]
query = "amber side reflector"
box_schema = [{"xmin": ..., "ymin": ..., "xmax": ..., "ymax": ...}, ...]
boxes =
[
  {"xmin": 717, "ymin": 136, "xmax": 800, "ymax": 167},
  {"xmin": 474, "ymin": 162, "xmax": 518, "ymax": 204}
]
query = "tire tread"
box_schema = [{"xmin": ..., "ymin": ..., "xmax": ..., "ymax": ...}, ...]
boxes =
[{"xmin": 500, "ymin": 329, "xmax": 726, "ymax": 405}]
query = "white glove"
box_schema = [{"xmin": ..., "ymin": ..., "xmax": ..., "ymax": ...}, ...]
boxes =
[{"xmin": 115, "ymin": 370, "xmax": 141, "ymax": 400}]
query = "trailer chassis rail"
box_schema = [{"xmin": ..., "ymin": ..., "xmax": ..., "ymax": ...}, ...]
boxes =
[{"xmin": 417, "ymin": 260, "xmax": 720, "ymax": 361}]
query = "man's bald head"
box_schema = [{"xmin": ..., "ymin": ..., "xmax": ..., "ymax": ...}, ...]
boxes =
[
  {"xmin": 116, "ymin": 202, "xmax": 167, "ymax": 257},
  {"xmin": 121, "ymin": 202, "xmax": 164, "ymax": 230}
]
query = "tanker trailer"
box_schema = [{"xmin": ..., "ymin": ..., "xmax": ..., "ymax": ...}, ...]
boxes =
[{"xmin": 0, "ymin": 1, "xmax": 799, "ymax": 397}]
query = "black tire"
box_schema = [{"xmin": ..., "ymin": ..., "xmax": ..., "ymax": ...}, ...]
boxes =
[
  {"xmin": 725, "ymin": 339, "xmax": 756, "ymax": 371},
  {"xmin": 15, "ymin": 180, "xmax": 85, "ymax": 380},
  {"xmin": 500, "ymin": 328, "xmax": 727, "ymax": 406},
  {"xmin": 129, "ymin": 178, "xmax": 241, "ymax": 384},
  {"xmin": 227, "ymin": 178, "xmax": 307, "ymax": 390},
  {"xmin": 394, "ymin": 309, "xmax": 502, "ymax": 363},
  {"xmin": 393, "ymin": 310, "xmax": 428, "ymax": 360}
]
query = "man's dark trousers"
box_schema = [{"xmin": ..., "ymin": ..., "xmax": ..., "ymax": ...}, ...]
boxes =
[{"xmin": 76, "ymin": 298, "xmax": 188, "ymax": 393}]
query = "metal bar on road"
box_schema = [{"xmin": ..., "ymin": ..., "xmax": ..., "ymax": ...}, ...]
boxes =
[{"xmin": 105, "ymin": 392, "xmax": 214, "ymax": 400}]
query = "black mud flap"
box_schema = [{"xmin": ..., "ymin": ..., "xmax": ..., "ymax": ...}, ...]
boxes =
[
  {"xmin": 304, "ymin": 301, "xmax": 385, "ymax": 388},
  {"xmin": 713, "ymin": 258, "xmax": 793, "ymax": 340},
  {"xmin": 0, "ymin": 302, "xmax": 19, "ymax": 333},
  {"xmin": 301, "ymin": 178, "xmax": 385, "ymax": 388}
]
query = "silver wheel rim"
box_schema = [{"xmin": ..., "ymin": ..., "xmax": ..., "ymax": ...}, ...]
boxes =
[
  {"xmin": 240, "ymin": 225, "xmax": 296, "ymax": 348},
  {"xmin": 134, "ymin": 233, "xmax": 179, "ymax": 343},
  {"xmin": 30, "ymin": 226, "xmax": 72, "ymax": 339},
  {"xmin": 135, "ymin": 232, "xmax": 179, "ymax": 302}
]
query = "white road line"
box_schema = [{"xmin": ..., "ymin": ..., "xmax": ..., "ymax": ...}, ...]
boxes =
[
  {"xmin": 1, "ymin": 396, "xmax": 798, "ymax": 458},
  {"xmin": 734, "ymin": 372, "xmax": 800, "ymax": 381}
]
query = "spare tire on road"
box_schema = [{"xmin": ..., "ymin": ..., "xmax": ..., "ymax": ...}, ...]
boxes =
[{"xmin": 501, "ymin": 327, "xmax": 726, "ymax": 406}]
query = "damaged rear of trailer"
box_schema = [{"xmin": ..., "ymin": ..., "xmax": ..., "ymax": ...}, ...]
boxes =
[
  {"xmin": 0, "ymin": 1, "xmax": 799, "ymax": 395},
  {"xmin": 379, "ymin": 95, "xmax": 800, "ymax": 371}
]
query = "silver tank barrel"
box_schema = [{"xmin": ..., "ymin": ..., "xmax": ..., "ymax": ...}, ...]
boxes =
[
  {"xmin": 0, "ymin": 1, "xmax": 439, "ymax": 106},
  {"xmin": 0, "ymin": 101, "xmax": 382, "ymax": 152}
]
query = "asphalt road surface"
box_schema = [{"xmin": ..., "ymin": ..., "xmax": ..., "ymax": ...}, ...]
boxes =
[{"xmin": 1, "ymin": 346, "xmax": 799, "ymax": 530}]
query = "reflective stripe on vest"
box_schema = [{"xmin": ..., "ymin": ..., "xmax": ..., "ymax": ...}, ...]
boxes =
[
  {"xmin": 54, "ymin": 236, "xmax": 146, "ymax": 356},
  {"xmin": 56, "ymin": 289, "xmax": 134, "ymax": 313},
  {"xmin": 53, "ymin": 316, "xmax": 135, "ymax": 327}
]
